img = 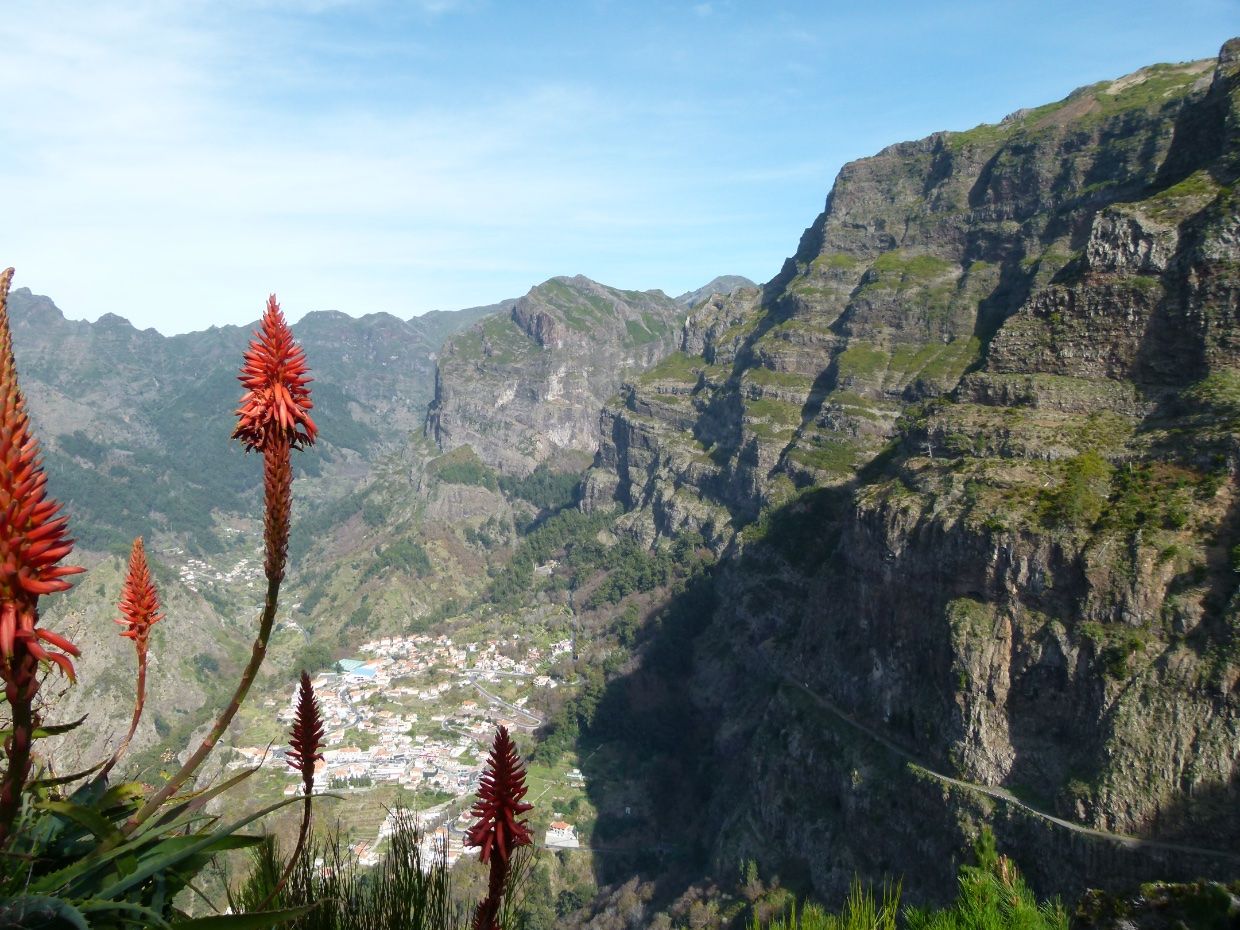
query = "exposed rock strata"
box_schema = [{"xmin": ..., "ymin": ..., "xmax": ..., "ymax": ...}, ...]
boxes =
[
  {"xmin": 427, "ymin": 275, "xmax": 751, "ymax": 476},
  {"xmin": 585, "ymin": 42, "xmax": 1240, "ymax": 902}
]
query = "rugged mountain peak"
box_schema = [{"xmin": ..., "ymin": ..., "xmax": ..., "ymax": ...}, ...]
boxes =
[
  {"xmin": 426, "ymin": 275, "xmax": 688, "ymax": 475},
  {"xmin": 576, "ymin": 38, "xmax": 1240, "ymax": 902},
  {"xmin": 587, "ymin": 42, "xmax": 1238, "ymax": 545},
  {"xmin": 675, "ymin": 274, "xmax": 758, "ymax": 308}
]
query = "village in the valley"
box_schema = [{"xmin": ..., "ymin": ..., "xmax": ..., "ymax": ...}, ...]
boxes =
[{"xmin": 230, "ymin": 630, "xmax": 587, "ymax": 869}]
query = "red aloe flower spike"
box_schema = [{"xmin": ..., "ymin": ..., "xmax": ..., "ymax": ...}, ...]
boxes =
[
  {"xmin": 0, "ymin": 267, "xmax": 84, "ymax": 678},
  {"xmin": 0, "ymin": 267, "xmax": 84, "ymax": 847},
  {"xmin": 114, "ymin": 537, "xmax": 163, "ymax": 657},
  {"xmin": 102, "ymin": 537, "xmax": 164, "ymax": 778},
  {"xmin": 232, "ymin": 295, "xmax": 315, "ymax": 583},
  {"xmin": 127, "ymin": 293, "xmax": 316, "ymax": 832},
  {"xmin": 466, "ymin": 725, "xmax": 533, "ymax": 930},
  {"xmin": 261, "ymin": 670, "xmax": 324, "ymax": 909},
  {"xmin": 286, "ymin": 670, "xmax": 324, "ymax": 795},
  {"xmin": 261, "ymin": 451, "xmax": 293, "ymax": 584},
  {"xmin": 466, "ymin": 725, "xmax": 533, "ymax": 863},
  {"xmin": 232, "ymin": 295, "xmax": 316, "ymax": 454}
]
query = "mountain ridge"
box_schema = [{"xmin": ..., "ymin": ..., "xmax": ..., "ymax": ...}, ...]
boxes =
[
  {"xmin": 5, "ymin": 39, "xmax": 1240, "ymax": 920},
  {"xmin": 561, "ymin": 39, "xmax": 1240, "ymax": 909}
]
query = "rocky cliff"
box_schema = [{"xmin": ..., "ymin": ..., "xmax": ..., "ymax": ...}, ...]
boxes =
[
  {"xmin": 427, "ymin": 275, "xmax": 749, "ymax": 476},
  {"xmin": 580, "ymin": 42, "xmax": 1240, "ymax": 903}
]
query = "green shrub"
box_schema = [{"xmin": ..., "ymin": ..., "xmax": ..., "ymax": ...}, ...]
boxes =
[
  {"xmin": 498, "ymin": 463, "xmax": 581, "ymax": 511},
  {"xmin": 1039, "ymin": 452, "xmax": 1112, "ymax": 530}
]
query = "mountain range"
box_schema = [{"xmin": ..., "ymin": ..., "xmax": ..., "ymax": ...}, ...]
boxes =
[{"xmin": 9, "ymin": 36, "xmax": 1240, "ymax": 923}]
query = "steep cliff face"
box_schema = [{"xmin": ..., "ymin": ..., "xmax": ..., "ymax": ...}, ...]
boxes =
[
  {"xmin": 585, "ymin": 52, "xmax": 1228, "ymax": 541},
  {"xmin": 427, "ymin": 276, "xmax": 692, "ymax": 475},
  {"xmin": 585, "ymin": 43, "xmax": 1240, "ymax": 901}
]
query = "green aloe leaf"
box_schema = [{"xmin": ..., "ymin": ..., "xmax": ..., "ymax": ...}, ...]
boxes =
[
  {"xmin": 0, "ymin": 715, "xmax": 89, "ymax": 741},
  {"xmin": 0, "ymin": 895, "xmax": 91, "ymax": 930},
  {"xmin": 35, "ymin": 799, "xmax": 126, "ymax": 845},
  {"xmin": 28, "ymin": 759, "xmax": 105, "ymax": 790},
  {"xmin": 147, "ymin": 766, "xmax": 258, "ymax": 831},
  {"xmin": 76, "ymin": 897, "xmax": 171, "ymax": 928},
  {"xmin": 97, "ymin": 796, "xmax": 303, "ymax": 899}
]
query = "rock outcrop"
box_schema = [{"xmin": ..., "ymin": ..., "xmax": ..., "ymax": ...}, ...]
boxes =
[
  {"xmin": 582, "ymin": 42, "xmax": 1240, "ymax": 903},
  {"xmin": 428, "ymin": 275, "xmax": 727, "ymax": 475}
]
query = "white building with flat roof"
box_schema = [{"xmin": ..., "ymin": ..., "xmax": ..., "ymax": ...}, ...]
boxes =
[{"xmin": 544, "ymin": 821, "xmax": 580, "ymax": 849}]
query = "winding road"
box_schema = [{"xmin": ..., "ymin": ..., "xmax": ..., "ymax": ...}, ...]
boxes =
[
  {"xmin": 466, "ymin": 675, "xmax": 542, "ymax": 729},
  {"xmin": 780, "ymin": 674, "xmax": 1240, "ymax": 865}
]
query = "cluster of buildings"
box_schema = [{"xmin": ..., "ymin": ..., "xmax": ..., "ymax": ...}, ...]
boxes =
[
  {"xmin": 350, "ymin": 802, "xmax": 581, "ymax": 869},
  {"xmin": 234, "ymin": 631, "xmax": 577, "ymax": 829},
  {"xmin": 171, "ymin": 549, "xmax": 262, "ymax": 595}
]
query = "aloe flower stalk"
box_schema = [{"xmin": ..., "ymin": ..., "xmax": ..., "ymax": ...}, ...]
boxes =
[
  {"xmin": 100, "ymin": 537, "xmax": 163, "ymax": 779},
  {"xmin": 0, "ymin": 267, "xmax": 85, "ymax": 846},
  {"xmin": 262, "ymin": 670, "xmax": 324, "ymax": 908},
  {"xmin": 233, "ymin": 295, "xmax": 316, "ymax": 584},
  {"xmin": 466, "ymin": 726, "xmax": 533, "ymax": 930},
  {"xmin": 128, "ymin": 295, "xmax": 315, "ymax": 831}
]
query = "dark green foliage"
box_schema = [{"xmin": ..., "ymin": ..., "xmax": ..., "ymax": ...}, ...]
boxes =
[
  {"xmin": 743, "ymin": 487, "xmax": 851, "ymax": 569},
  {"xmin": 754, "ymin": 880, "xmax": 900, "ymax": 930},
  {"xmin": 530, "ymin": 664, "xmax": 605, "ymax": 765},
  {"xmin": 555, "ymin": 888, "xmax": 585, "ymax": 917},
  {"xmin": 348, "ymin": 600, "xmax": 374, "ymax": 631},
  {"xmin": 361, "ymin": 538, "xmax": 432, "ymax": 582},
  {"xmin": 44, "ymin": 445, "xmax": 235, "ymax": 554},
  {"xmin": 428, "ymin": 446, "xmax": 499, "ymax": 490},
  {"xmin": 513, "ymin": 864, "xmax": 556, "ymax": 930},
  {"xmin": 752, "ymin": 832, "xmax": 1067, "ymax": 930},
  {"xmin": 579, "ymin": 540, "xmax": 675, "ymax": 609},
  {"xmin": 1080, "ymin": 622, "xmax": 1150, "ymax": 679},
  {"xmin": 1098, "ymin": 461, "xmax": 1205, "ymax": 537},
  {"xmin": 487, "ymin": 507, "xmax": 614, "ymax": 607},
  {"xmin": 1076, "ymin": 880, "xmax": 1240, "ymax": 930},
  {"xmin": 295, "ymin": 641, "xmax": 335, "ymax": 675},
  {"xmin": 1039, "ymin": 452, "xmax": 1112, "ymax": 530},
  {"xmin": 464, "ymin": 515, "xmax": 506, "ymax": 550},
  {"xmin": 361, "ymin": 497, "xmax": 387, "ymax": 528},
  {"xmin": 192, "ymin": 652, "xmax": 222, "ymax": 679},
  {"xmin": 434, "ymin": 459, "xmax": 498, "ymax": 489},
  {"xmin": 614, "ymin": 603, "xmax": 640, "ymax": 647},
  {"xmin": 300, "ymin": 584, "xmax": 328, "ymax": 615},
  {"xmin": 498, "ymin": 464, "xmax": 581, "ymax": 512},
  {"xmin": 328, "ymin": 774, "xmax": 374, "ymax": 789},
  {"xmin": 903, "ymin": 862, "xmax": 1068, "ymax": 930}
]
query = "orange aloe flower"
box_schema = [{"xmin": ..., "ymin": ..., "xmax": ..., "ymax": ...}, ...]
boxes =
[
  {"xmin": 0, "ymin": 267, "xmax": 83, "ymax": 846},
  {"xmin": 0, "ymin": 268, "xmax": 83, "ymax": 681},
  {"xmin": 233, "ymin": 295, "xmax": 316, "ymax": 583},
  {"xmin": 115, "ymin": 536, "xmax": 163, "ymax": 658},
  {"xmin": 233, "ymin": 295, "xmax": 316, "ymax": 454},
  {"xmin": 101, "ymin": 536, "xmax": 164, "ymax": 778}
]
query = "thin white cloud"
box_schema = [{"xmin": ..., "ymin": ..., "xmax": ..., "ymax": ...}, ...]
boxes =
[{"xmin": 3, "ymin": 2, "xmax": 760, "ymax": 330}]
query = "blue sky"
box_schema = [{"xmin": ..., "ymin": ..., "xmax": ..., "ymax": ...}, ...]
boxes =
[{"xmin": 2, "ymin": 1, "xmax": 1236, "ymax": 334}]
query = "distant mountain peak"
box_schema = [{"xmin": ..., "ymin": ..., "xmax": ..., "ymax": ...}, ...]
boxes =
[{"xmin": 675, "ymin": 274, "xmax": 757, "ymax": 308}]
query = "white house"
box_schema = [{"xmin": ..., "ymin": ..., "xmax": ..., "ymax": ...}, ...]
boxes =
[{"xmin": 544, "ymin": 821, "xmax": 580, "ymax": 849}]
